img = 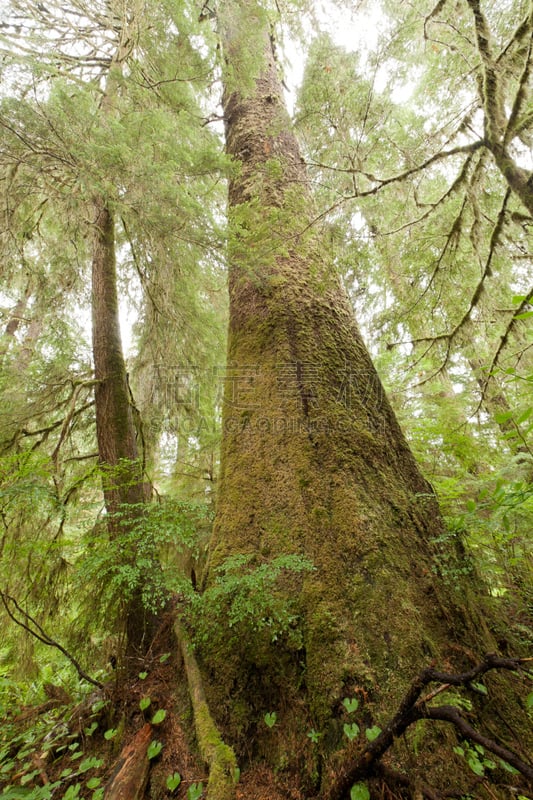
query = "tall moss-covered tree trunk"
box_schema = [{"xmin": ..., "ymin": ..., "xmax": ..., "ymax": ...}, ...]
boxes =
[
  {"xmin": 91, "ymin": 199, "xmax": 155, "ymax": 657},
  {"xmin": 89, "ymin": 17, "xmax": 158, "ymax": 658},
  {"xmin": 205, "ymin": 2, "xmax": 531, "ymax": 792}
]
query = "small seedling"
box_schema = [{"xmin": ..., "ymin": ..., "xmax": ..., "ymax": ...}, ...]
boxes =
[
  {"xmin": 152, "ymin": 709, "xmax": 167, "ymax": 725},
  {"xmin": 342, "ymin": 697, "xmax": 359, "ymax": 714},
  {"xmin": 104, "ymin": 728, "xmax": 118, "ymax": 740},
  {"xmin": 264, "ymin": 711, "xmax": 277, "ymax": 728},
  {"xmin": 84, "ymin": 722, "xmax": 98, "ymax": 736},
  {"xmin": 187, "ymin": 781, "xmax": 204, "ymax": 800},
  {"xmin": 365, "ymin": 726, "xmax": 381, "ymax": 742},
  {"xmin": 351, "ymin": 783, "xmax": 370, "ymax": 800},
  {"xmin": 307, "ymin": 729, "xmax": 322, "ymax": 744},
  {"xmin": 147, "ymin": 740, "xmax": 163, "ymax": 760},
  {"xmin": 138, "ymin": 671, "xmax": 148, "ymax": 680},
  {"xmin": 160, "ymin": 652, "xmax": 171, "ymax": 663},
  {"xmin": 343, "ymin": 722, "xmax": 360, "ymax": 741},
  {"xmin": 166, "ymin": 772, "xmax": 182, "ymax": 791}
]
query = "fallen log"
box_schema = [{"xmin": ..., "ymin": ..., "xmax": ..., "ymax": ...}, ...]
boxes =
[{"xmin": 104, "ymin": 722, "xmax": 152, "ymax": 800}]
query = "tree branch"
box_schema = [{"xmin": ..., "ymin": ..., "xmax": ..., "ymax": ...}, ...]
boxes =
[
  {"xmin": 321, "ymin": 653, "xmax": 532, "ymax": 800},
  {"xmin": 0, "ymin": 591, "xmax": 103, "ymax": 688}
]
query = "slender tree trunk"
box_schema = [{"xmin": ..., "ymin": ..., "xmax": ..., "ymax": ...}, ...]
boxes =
[
  {"xmin": 90, "ymin": 19, "xmax": 158, "ymax": 659},
  {"xmin": 205, "ymin": 2, "xmax": 531, "ymax": 791},
  {"xmin": 91, "ymin": 197, "xmax": 156, "ymax": 658}
]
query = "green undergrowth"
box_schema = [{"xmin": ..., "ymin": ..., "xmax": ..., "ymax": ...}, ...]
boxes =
[{"xmin": 0, "ymin": 689, "xmax": 110, "ymax": 800}]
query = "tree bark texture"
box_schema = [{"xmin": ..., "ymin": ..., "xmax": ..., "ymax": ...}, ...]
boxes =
[
  {"xmin": 206, "ymin": 1, "xmax": 531, "ymax": 786},
  {"xmin": 91, "ymin": 200, "xmax": 146, "ymax": 514},
  {"xmin": 91, "ymin": 199, "xmax": 155, "ymax": 656}
]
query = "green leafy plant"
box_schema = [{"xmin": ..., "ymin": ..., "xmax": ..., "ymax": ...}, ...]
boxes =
[
  {"xmin": 350, "ymin": 783, "xmax": 370, "ymax": 800},
  {"xmin": 84, "ymin": 722, "xmax": 98, "ymax": 736},
  {"xmin": 342, "ymin": 697, "xmax": 359, "ymax": 714},
  {"xmin": 264, "ymin": 711, "xmax": 277, "ymax": 728},
  {"xmin": 453, "ymin": 743, "xmax": 496, "ymax": 776},
  {"xmin": 166, "ymin": 772, "xmax": 182, "ymax": 791},
  {"xmin": 365, "ymin": 725, "xmax": 381, "ymax": 742},
  {"xmin": 79, "ymin": 757, "xmax": 103, "ymax": 772},
  {"xmin": 307, "ymin": 729, "xmax": 322, "ymax": 743},
  {"xmin": 151, "ymin": 709, "xmax": 166, "ymax": 725},
  {"xmin": 139, "ymin": 696, "xmax": 151, "ymax": 711},
  {"xmin": 343, "ymin": 722, "xmax": 360, "ymax": 741},
  {"xmin": 147, "ymin": 740, "xmax": 163, "ymax": 760},
  {"xmin": 104, "ymin": 728, "xmax": 117, "ymax": 740},
  {"xmin": 187, "ymin": 782, "xmax": 204, "ymax": 800},
  {"xmin": 188, "ymin": 554, "xmax": 314, "ymax": 658}
]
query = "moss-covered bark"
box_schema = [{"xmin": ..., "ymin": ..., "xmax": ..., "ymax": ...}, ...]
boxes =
[
  {"xmin": 203, "ymin": 2, "xmax": 532, "ymax": 793},
  {"xmin": 91, "ymin": 199, "xmax": 156, "ymax": 656}
]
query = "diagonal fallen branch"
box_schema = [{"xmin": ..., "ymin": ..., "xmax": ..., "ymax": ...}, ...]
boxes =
[
  {"xmin": 322, "ymin": 653, "xmax": 533, "ymax": 800},
  {"xmin": 0, "ymin": 590, "xmax": 103, "ymax": 688}
]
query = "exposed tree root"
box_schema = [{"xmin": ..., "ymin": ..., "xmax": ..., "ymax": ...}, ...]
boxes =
[
  {"xmin": 323, "ymin": 654, "xmax": 533, "ymax": 800},
  {"xmin": 103, "ymin": 722, "xmax": 152, "ymax": 800},
  {"xmin": 175, "ymin": 620, "xmax": 238, "ymax": 800}
]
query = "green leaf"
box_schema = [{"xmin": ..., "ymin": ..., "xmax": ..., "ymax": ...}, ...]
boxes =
[
  {"xmin": 139, "ymin": 697, "xmax": 151, "ymax": 711},
  {"xmin": 166, "ymin": 772, "xmax": 182, "ymax": 791},
  {"xmin": 365, "ymin": 725, "xmax": 382, "ymax": 742},
  {"xmin": 350, "ymin": 783, "xmax": 370, "ymax": 800},
  {"xmin": 343, "ymin": 722, "xmax": 360, "ymax": 741},
  {"xmin": 466, "ymin": 755, "xmax": 484, "ymax": 775},
  {"xmin": 159, "ymin": 652, "xmax": 171, "ymax": 663},
  {"xmin": 151, "ymin": 709, "xmax": 167, "ymax": 725},
  {"xmin": 264, "ymin": 712, "xmax": 277, "ymax": 728},
  {"xmin": 514, "ymin": 311, "xmax": 533, "ymax": 320},
  {"xmin": 139, "ymin": 672, "xmax": 148, "ymax": 680},
  {"xmin": 63, "ymin": 785, "xmax": 81, "ymax": 799},
  {"xmin": 79, "ymin": 757, "xmax": 104, "ymax": 772},
  {"xmin": 470, "ymin": 681, "xmax": 487, "ymax": 695},
  {"xmin": 92, "ymin": 789, "xmax": 105, "ymax": 800},
  {"xmin": 84, "ymin": 722, "xmax": 98, "ymax": 736},
  {"xmin": 232, "ymin": 766, "xmax": 240, "ymax": 784},
  {"xmin": 147, "ymin": 740, "xmax": 163, "ymax": 760},
  {"xmin": 498, "ymin": 759, "xmax": 519, "ymax": 774},
  {"xmin": 526, "ymin": 691, "xmax": 533, "ymax": 709},
  {"xmin": 307, "ymin": 729, "xmax": 322, "ymax": 743},
  {"xmin": 342, "ymin": 697, "xmax": 359, "ymax": 713},
  {"xmin": 517, "ymin": 406, "xmax": 533, "ymax": 424},
  {"xmin": 104, "ymin": 728, "xmax": 118, "ymax": 740},
  {"xmin": 187, "ymin": 782, "xmax": 204, "ymax": 800},
  {"xmin": 86, "ymin": 777, "xmax": 102, "ymax": 789}
]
